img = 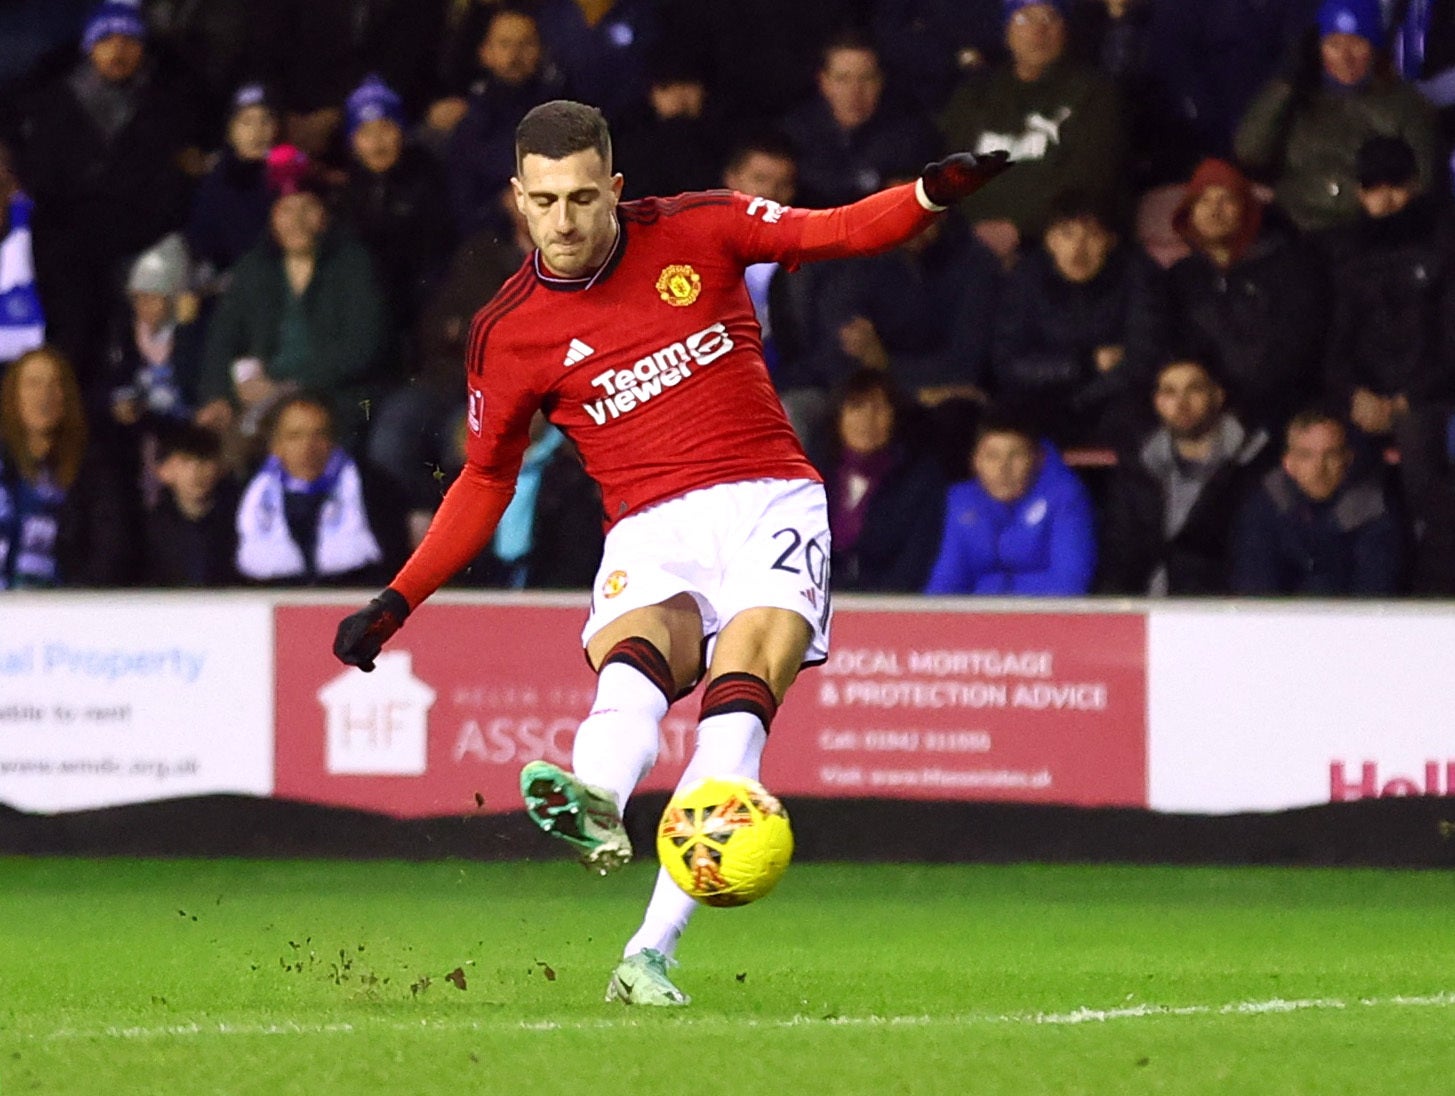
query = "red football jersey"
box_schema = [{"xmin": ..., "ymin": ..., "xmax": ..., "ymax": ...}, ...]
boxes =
[
  {"xmin": 463, "ymin": 187, "xmax": 929, "ymax": 526},
  {"xmin": 390, "ymin": 182, "xmax": 935, "ymax": 607}
]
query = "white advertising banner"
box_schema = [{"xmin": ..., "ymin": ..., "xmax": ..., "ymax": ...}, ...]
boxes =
[
  {"xmin": 0, "ymin": 596, "xmax": 274, "ymax": 812},
  {"xmin": 1148, "ymin": 605, "xmax": 1455, "ymax": 813}
]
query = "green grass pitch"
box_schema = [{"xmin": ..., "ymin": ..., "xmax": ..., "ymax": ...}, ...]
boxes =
[{"xmin": 2, "ymin": 857, "xmax": 1453, "ymax": 1095}]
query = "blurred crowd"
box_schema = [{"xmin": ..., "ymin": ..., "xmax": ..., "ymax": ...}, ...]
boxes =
[{"xmin": 1, "ymin": 0, "xmax": 1454, "ymax": 597}]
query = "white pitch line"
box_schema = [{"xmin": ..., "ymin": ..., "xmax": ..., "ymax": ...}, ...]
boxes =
[{"xmin": 24, "ymin": 992, "xmax": 1455, "ymax": 1043}]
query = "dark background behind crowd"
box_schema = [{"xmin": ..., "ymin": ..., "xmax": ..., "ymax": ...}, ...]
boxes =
[{"xmin": 1, "ymin": 0, "xmax": 1454, "ymax": 598}]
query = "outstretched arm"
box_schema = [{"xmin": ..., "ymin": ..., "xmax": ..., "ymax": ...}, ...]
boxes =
[
  {"xmin": 734, "ymin": 152, "xmax": 1013, "ymax": 269},
  {"xmin": 335, "ymin": 307, "xmax": 538, "ymax": 669}
]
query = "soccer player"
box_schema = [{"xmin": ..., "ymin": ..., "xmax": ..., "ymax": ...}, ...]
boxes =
[{"xmin": 333, "ymin": 100, "xmax": 1011, "ymax": 1005}]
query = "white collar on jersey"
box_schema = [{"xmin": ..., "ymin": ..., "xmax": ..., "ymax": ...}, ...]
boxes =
[{"xmin": 532, "ymin": 216, "xmax": 623, "ymax": 291}]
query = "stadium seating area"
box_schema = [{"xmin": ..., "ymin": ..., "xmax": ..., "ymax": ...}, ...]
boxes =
[{"xmin": 1, "ymin": 0, "xmax": 1454, "ymax": 596}]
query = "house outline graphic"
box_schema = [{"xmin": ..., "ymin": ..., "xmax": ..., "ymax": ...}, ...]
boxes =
[{"xmin": 316, "ymin": 651, "xmax": 437, "ymax": 776}]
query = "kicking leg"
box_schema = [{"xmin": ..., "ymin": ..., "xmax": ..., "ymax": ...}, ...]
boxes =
[{"xmin": 521, "ymin": 594, "xmax": 701, "ymax": 873}]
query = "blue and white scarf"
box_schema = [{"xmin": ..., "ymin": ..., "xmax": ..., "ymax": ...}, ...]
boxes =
[
  {"xmin": 0, "ymin": 194, "xmax": 45, "ymax": 363},
  {"xmin": 235, "ymin": 449, "xmax": 382, "ymax": 580}
]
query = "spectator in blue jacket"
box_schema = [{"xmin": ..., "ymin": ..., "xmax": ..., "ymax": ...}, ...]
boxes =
[
  {"xmin": 1231, "ymin": 408, "xmax": 1403, "ymax": 594},
  {"xmin": 924, "ymin": 411, "xmax": 1096, "ymax": 594}
]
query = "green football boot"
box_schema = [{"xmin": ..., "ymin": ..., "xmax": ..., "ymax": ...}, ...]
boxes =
[
  {"xmin": 519, "ymin": 760, "xmax": 632, "ymax": 875},
  {"xmin": 605, "ymin": 949, "xmax": 690, "ymax": 1006}
]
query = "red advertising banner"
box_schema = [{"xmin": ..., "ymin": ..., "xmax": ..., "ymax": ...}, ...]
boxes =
[
  {"xmin": 783, "ymin": 608, "xmax": 1147, "ymax": 807},
  {"xmin": 274, "ymin": 603, "xmax": 1147, "ymax": 818}
]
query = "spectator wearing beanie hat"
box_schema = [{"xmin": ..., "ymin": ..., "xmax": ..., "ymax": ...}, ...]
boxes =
[
  {"xmin": 187, "ymin": 83, "xmax": 281, "ymax": 290},
  {"xmin": 81, "ymin": 0, "xmax": 146, "ymax": 55},
  {"xmin": 1319, "ymin": 133, "xmax": 1455, "ymax": 525},
  {"xmin": 14, "ymin": 0, "xmax": 197, "ymax": 400},
  {"xmin": 101, "ymin": 231, "xmax": 207, "ymax": 506},
  {"xmin": 337, "ymin": 75, "xmax": 453, "ymax": 349},
  {"xmin": 1235, "ymin": 0, "xmax": 1441, "ymax": 232},
  {"xmin": 1166, "ymin": 158, "xmax": 1328, "ymax": 435},
  {"xmin": 107, "ymin": 232, "xmax": 206, "ymax": 434}
]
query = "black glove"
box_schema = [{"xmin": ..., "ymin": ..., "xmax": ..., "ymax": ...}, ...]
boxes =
[
  {"xmin": 333, "ymin": 588, "xmax": 411, "ymax": 672},
  {"xmin": 920, "ymin": 150, "xmax": 1014, "ymax": 207}
]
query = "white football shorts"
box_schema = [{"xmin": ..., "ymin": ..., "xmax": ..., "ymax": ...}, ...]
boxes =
[{"xmin": 582, "ymin": 477, "xmax": 832, "ymax": 666}]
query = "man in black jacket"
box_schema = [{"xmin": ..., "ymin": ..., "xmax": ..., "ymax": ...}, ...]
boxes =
[
  {"xmin": 1319, "ymin": 135, "xmax": 1455, "ymax": 515},
  {"xmin": 1099, "ymin": 353, "xmax": 1271, "ymax": 594},
  {"xmin": 991, "ymin": 186, "xmax": 1166, "ymax": 447},
  {"xmin": 16, "ymin": 3, "xmax": 198, "ymax": 395},
  {"xmin": 1166, "ymin": 157, "xmax": 1327, "ymax": 436}
]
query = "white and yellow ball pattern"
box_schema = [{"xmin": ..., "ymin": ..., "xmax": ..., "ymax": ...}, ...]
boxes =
[{"xmin": 656, "ymin": 776, "xmax": 794, "ymax": 907}]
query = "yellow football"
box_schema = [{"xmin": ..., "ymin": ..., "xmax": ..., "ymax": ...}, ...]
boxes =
[{"xmin": 656, "ymin": 776, "xmax": 794, "ymax": 907}]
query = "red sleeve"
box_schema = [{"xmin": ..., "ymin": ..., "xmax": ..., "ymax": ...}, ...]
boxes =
[
  {"xmin": 390, "ymin": 291, "xmax": 541, "ymax": 609},
  {"xmin": 389, "ymin": 464, "xmax": 513, "ymax": 609},
  {"xmin": 724, "ymin": 183, "xmax": 938, "ymax": 270}
]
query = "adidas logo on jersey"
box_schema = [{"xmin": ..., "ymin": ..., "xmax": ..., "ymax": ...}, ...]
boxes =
[
  {"xmin": 583, "ymin": 322, "xmax": 735, "ymax": 426},
  {"xmin": 563, "ymin": 338, "xmax": 595, "ymax": 367}
]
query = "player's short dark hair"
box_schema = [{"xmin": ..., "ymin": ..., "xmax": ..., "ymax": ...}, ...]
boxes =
[
  {"xmin": 156, "ymin": 421, "xmax": 223, "ymax": 462},
  {"xmin": 515, "ymin": 100, "xmax": 611, "ymax": 172}
]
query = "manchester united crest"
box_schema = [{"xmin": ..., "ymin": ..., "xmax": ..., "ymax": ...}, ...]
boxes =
[
  {"xmin": 655, "ymin": 264, "xmax": 701, "ymax": 307},
  {"xmin": 601, "ymin": 569, "xmax": 629, "ymax": 598}
]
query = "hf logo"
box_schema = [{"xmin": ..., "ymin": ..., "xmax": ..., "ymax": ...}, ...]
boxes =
[{"xmin": 656, "ymin": 264, "xmax": 701, "ymax": 307}]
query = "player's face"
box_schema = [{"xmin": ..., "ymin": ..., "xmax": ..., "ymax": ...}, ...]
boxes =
[
  {"xmin": 1188, "ymin": 185, "xmax": 1243, "ymax": 247},
  {"xmin": 229, "ymin": 105, "xmax": 278, "ymax": 162},
  {"xmin": 270, "ymin": 403, "xmax": 336, "ymax": 483},
  {"xmin": 973, "ymin": 432, "xmax": 1040, "ymax": 503},
  {"xmin": 723, "ymin": 152, "xmax": 796, "ymax": 207},
  {"xmin": 1044, "ymin": 216, "xmax": 1115, "ymax": 284},
  {"xmin": 1154, "ymin": 362, "xmax": 1224, "ymax": 440},
  {"xmin": 514, "ymin": 149, "xmax": 624, "ymax": 278},
  {"xmin": 1321, "ymin": 33, "xmax": 1374, "ymax": 87},
  {"xmin": 351, "ymin": 118, "xmax": 403, "ymax": 175},
  {"xmin": 818, "ymin": 47, "xmax": 883, "ymax": 130},
  {"xmin": 1358, "ymin": 182, "xmax": 1415, "ymax": 218},
  {"xmin": 838, "ymin": 390, "xmax": 895, "ymax": 455},
  {"xmin": 1283, "ymin": 421, "xmax": 1351, "ymax": 502},
  {"xmin": 15, "ymin": 353, "xmax": 66, "ymax": 437}
]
